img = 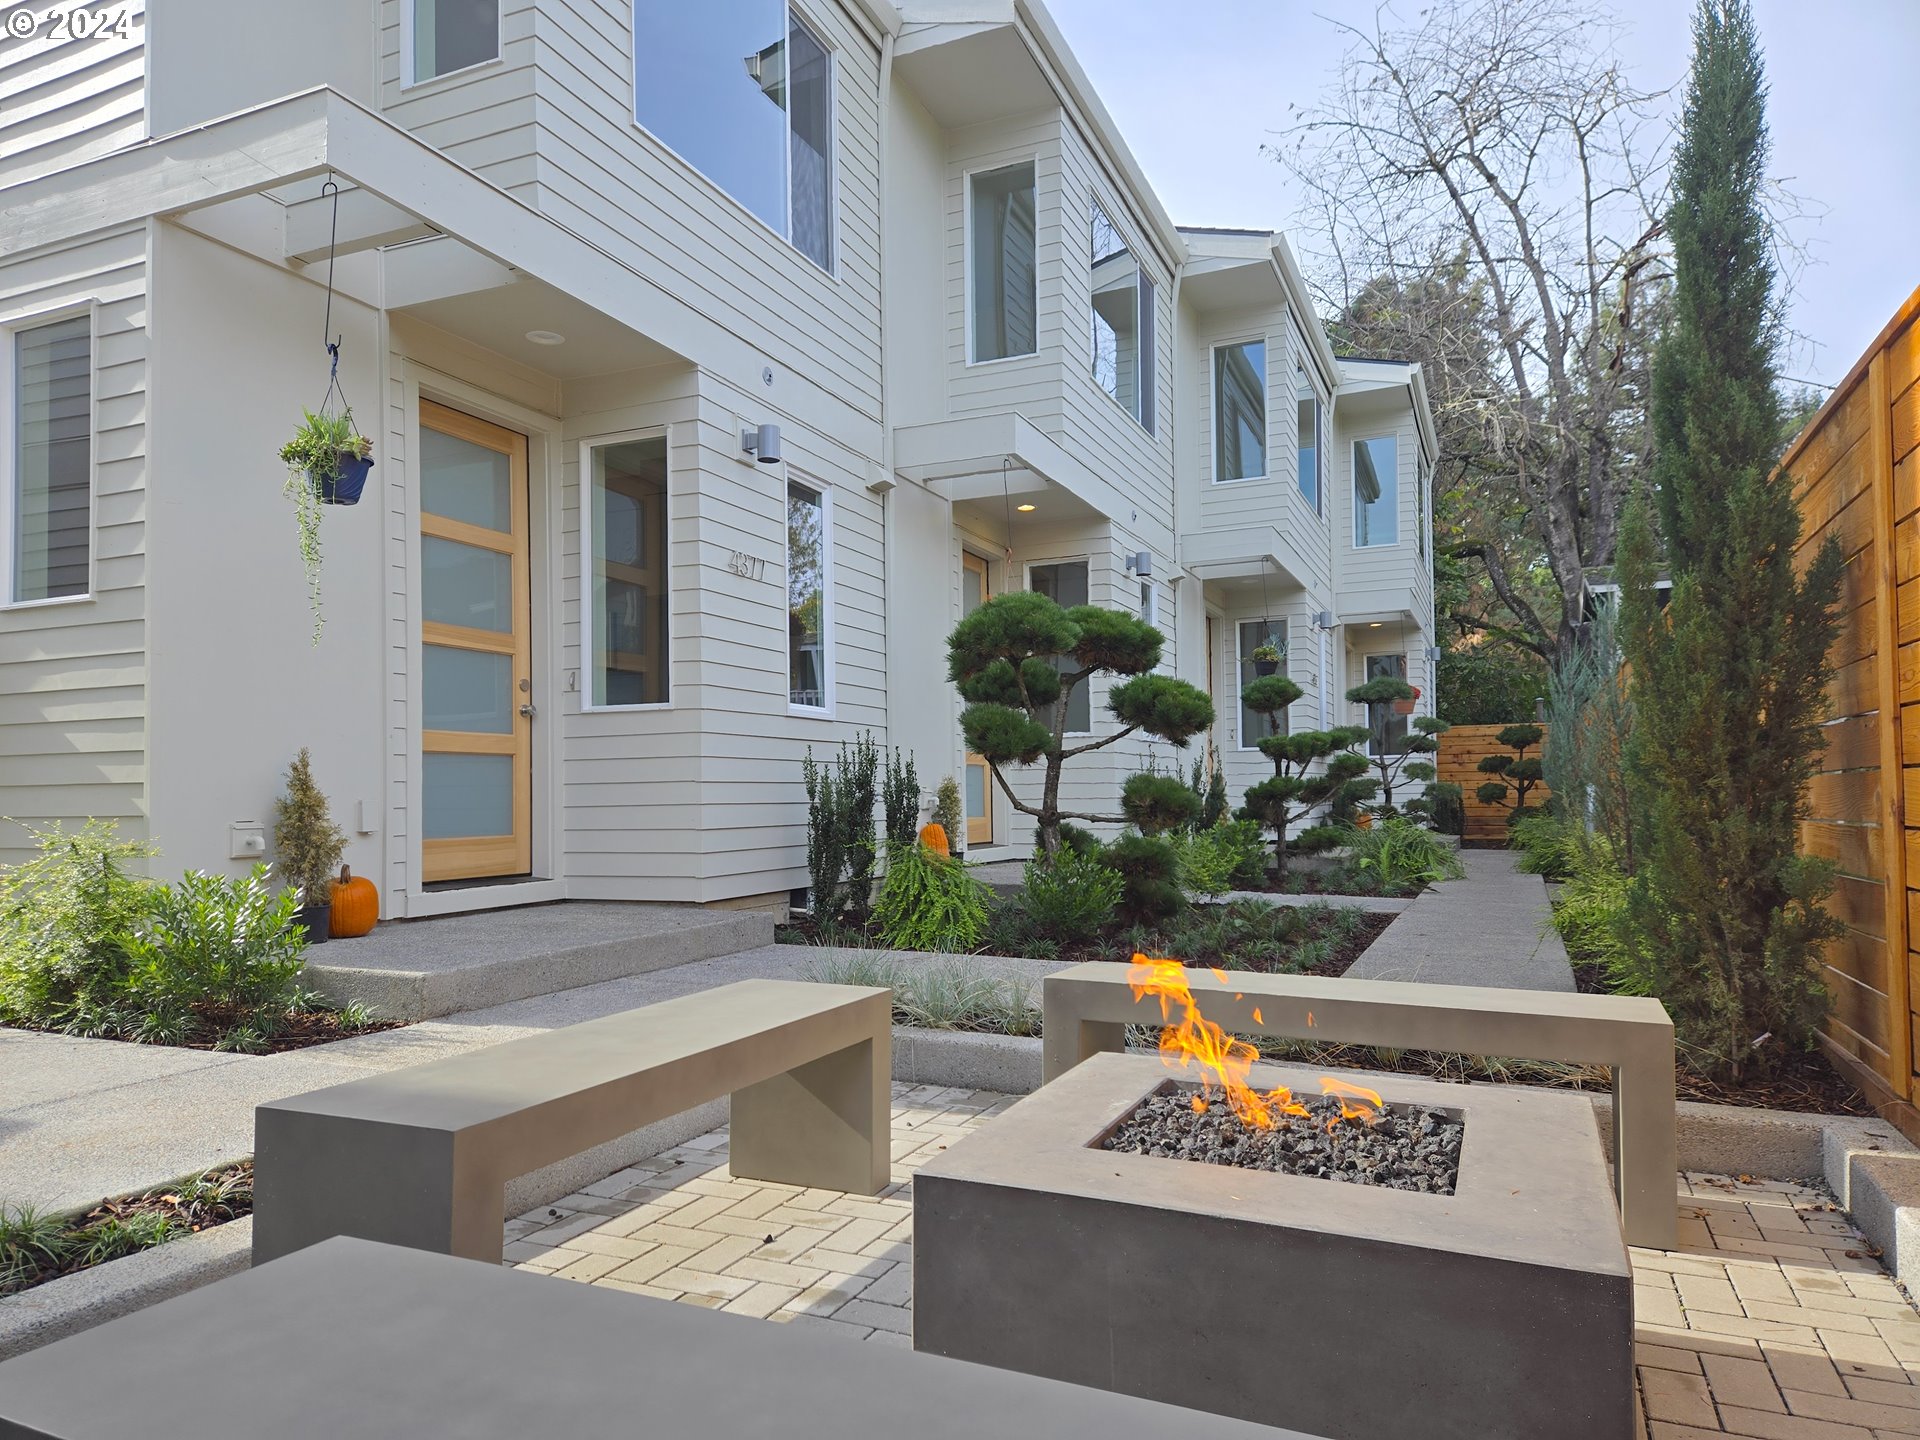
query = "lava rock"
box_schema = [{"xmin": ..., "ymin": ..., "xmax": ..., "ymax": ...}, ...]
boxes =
[{"xmin": 1101, "ymin": 1085, "xmax": 1464, "ymax": 1196}]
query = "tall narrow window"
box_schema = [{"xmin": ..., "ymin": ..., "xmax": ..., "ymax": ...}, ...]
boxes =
[
  {"xmin": 970, "ymin": 162, "xmax": 1037, "ymax": 362},
  {"xmin": 787, "ymin": 480, "xmax": 829, "ymax": 710},
  {"xmin": 410, "ymin": 0, "xmax": 500, "ymax": 83},
  {"xmin": 10, "ymin": 315, "xmax": 90, "ymax": 604},
  {"xmin": 586, "ymin": 437, "xmax": 670, "ymax": 706},
  {"xmin": 633, "ymin": 5, "xmax": 835, "ymax": 272},
  {"xmin": 1417, "ymin": 452, "xmax": 1429, "ymax": 558},
  {"xmin": 1090, "ymin": 204, "xmax": 1153, "ymax": 429},
  {"xmin": 1213, "ymin": 340, "xmax": 1265, "ymax": 481},
  {"xmin": 1353, "ymin": 435, "xmax": 1399, "ymax": 546},
  {"xmin": 1029, "ymin": 561, "xmax": 1090, "ymax": 732},
  {"xmin": 1237, "ymin": 619, "xmax": 1286, "ymax": 746},
  {"xmin": 1295, "ymin": 364, "xmax": 1322, "ymax": 512},
  {"xmin": 1365, "ymin": 654, "xmax": 1409, "ymax": 755}
]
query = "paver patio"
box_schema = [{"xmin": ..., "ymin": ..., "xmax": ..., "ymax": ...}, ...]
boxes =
[{"xmin": 506, "ymin": 1087, "xmax": 1920, "ymax": 1438}]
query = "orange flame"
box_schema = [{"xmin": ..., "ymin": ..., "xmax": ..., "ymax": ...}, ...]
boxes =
[
  {"xmin": 1127, "ymin": 956, "xmax": 1386, "ymax": 1133},
  {"xmin": 1128, "ymin": 956, "xmax": 1308, "ymax": 1130}
]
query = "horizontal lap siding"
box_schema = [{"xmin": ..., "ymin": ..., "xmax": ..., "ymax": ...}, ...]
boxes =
[
  {"xmin": 0, "ymin": 2, "xmax": 144, "ymax": 190},
  {"xmin": 0, "ymin": 228, "xmax": 149, "ymax": 863}
]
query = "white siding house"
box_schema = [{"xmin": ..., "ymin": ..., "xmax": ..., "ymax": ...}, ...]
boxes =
[{"xmin": 0, "ymin": 0, "xmax": 1435, "ymax": 915}]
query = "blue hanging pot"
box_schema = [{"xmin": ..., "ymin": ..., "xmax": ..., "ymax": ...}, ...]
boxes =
[{"xmin": 316, "ymin": 450, "xmax": 372, "ymax": 506}]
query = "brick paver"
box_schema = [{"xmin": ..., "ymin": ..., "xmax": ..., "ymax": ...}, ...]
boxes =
[{"xmin": 503, "ymin": 1090, "xmax": 1920, "ymax": 1433}]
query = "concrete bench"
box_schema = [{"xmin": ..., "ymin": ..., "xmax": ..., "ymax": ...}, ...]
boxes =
[
  {"xmin": 1043, "ymin": 961, "xmax": 1676, "ymax": 1249},
  {"xmin": 0, "ymin": 1238, "xmax": 1314, "ymax": 1440},
  {"xmin": 253, "ymin": 978, "xmax": 891, "ymax": 1265}
]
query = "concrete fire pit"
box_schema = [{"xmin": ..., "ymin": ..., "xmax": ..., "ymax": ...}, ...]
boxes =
[{"xmin": 914, "ymin": 1052, "xmax": 1634, "ymax": 1440}]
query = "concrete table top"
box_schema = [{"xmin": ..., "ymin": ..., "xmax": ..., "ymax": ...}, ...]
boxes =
[{"xmin": 0, "ymin": 1238, "xmax": 1322, "ymax": 1440}]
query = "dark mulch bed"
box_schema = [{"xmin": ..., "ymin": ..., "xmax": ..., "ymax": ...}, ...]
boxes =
[
  {"xmin": 1239, "ymin": 871, "xmax": 1419, "ymax": 900},
  {"xmin": 2, "ymin": 1163, "xmax": 253, "ymax": 1297},
  {"xmin": 1, "ymin": 1009, "xmax": 402, "ymax": 1055}
]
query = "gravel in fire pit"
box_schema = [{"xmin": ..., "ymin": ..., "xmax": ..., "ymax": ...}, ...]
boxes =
[{"xmin": 1102, "ymin": 1084, "xmax": 1465, "ymax": 1195}]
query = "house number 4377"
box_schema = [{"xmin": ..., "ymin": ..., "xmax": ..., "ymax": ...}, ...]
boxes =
[{"xmin": 725, "ymin": 551, "xmax": 767, "ymax": 582}]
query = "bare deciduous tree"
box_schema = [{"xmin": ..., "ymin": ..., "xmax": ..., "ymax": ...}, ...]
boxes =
[{"xmin": 1274, "ymin": 0, "xmax": 1670, "ymax": 664}]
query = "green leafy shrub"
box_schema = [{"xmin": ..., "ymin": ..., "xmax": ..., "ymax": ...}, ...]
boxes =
[
  {"xmin": 1551, "ymin": 841, "xmax": 1639, "ymax": 993},
  {"xmin": 1098, "ymin": 833, "xmax": 1184, "ymax": 925},
  {"xmin": 119, "ymin": 865, "xmax": 309, "ymax": 1046},
  {"xmin": 1341, "ymin": 818, "xmax": 1464, "ymax": 895},
  {"xmin": 871, "ymin": 841, "xmax": 989, "ymax": 952},
  {"xmin": 802, "ymin": 733, "xmax": 881, "ymax": 925},
  {"xmin": 882, "ymin": 746, "xmax": 920, "ymax": 850},
  {"xmin": 1167, "ymin": 819, "xmax": 1267, "ymax": 898},
  {"xmin": 1510, "ymin": 812, "xmax": 1581, "ymax": 882},
  {"xmin": 1019, "ymin": 849, "xmax": 1122, "ymax": 944},
  {"xmin": 0, "ymin": 820, "xmax": 158, "ymax": 1034}
]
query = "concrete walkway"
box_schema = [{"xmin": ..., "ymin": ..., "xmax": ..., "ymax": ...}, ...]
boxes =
[
  {"xmin": 1343, "ymin": 848, "xmax": 1576, "ymax": 992},
  {"xmin": 0, "ymin": 945, "xmax": 1060, "ymax": 1217}
]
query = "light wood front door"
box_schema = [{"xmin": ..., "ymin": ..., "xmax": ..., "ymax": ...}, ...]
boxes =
[
  {"xmin": 962, "ymin": 550, "xmax": 993, "ymax": 846},
  {"xmin": 419, "ymin": 400, "xmax": 531, "ymax": 883}
]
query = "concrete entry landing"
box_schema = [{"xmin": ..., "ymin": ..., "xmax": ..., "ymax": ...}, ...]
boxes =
[{"xmin": 300, "ymin": 902, "xmax": 774, "ymax": 1021}]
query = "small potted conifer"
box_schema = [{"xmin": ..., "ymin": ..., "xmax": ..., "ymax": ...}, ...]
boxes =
[{"xmin": 273, "ymin": 748, "xmax": 348, "ymax": 945}]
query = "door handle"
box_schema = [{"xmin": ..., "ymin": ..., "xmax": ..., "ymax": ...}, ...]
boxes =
[{"xmin": 519, "ymin": 702, "xmax": 537, "ymax": 719}]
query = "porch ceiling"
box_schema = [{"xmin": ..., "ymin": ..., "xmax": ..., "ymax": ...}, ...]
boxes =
[{"xmin": 1178, "ymin": 526, "xmax": 1311, "ymax": 590}]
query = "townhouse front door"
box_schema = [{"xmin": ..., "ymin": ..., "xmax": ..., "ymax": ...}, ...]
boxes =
[{"xmin": 418, "ymin": 400, "xmax": 533, "ymax": 883}]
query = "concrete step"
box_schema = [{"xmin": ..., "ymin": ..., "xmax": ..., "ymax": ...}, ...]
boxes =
[{"xmin": 301, "ymin": 902, "xmax": 776, "ymax": 1021}]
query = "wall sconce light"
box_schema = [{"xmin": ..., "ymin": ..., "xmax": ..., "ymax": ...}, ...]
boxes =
[
  {"xmin": 741, "ymin": 423, "xmax": 783, "ymax": 464},
  {"xmin": 1424, "ymin": 646, "xmax": 1443, "ymax": 663},
  {"xmin": 1124, "ymin": 551, "xmax": 1153, "ymax": 576},
  {"xmin": 1313, "ymin": 609, "xmax": 1335, "ymax": 630}
]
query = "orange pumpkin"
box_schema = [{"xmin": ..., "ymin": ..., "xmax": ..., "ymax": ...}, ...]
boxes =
[
  {"xmin": 329, "ymin": 865, "xmax": 379, "ymax": 938},
  {"xmin": 918, "ymin": 822, "xmax": 950, "ymax": 857}
]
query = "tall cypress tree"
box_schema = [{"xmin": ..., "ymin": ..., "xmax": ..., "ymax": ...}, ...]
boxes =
[{"xmin": 1616, "ymin": 0, "xmax": 1844, "ymax": 1081}]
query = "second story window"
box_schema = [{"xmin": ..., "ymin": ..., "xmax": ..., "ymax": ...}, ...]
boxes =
[
  {"xmin": 633, "ymin": 5, "xmax": 835, "ymax": 272},
  {"xmin": 1354, "ymin": 434, "xmax": 1399, "ymax": 547},
  {"xmin": 409, "ymin": 0, "xmax": 501, "ymax": 84},
  {"xmin": 970, "ymin": 162, "xmax": 1037, "ymax": 363},
  {"xmin": 8, "ymin": 314, "xmax": 91, "ymax": 605},
  {"xmin": 1213, "ymin": 340, "xmax": 1265, "ymax": 482},
  {"xmin": 1295, "ymin": 363, "xmax": 1322, "ymax": 513},
  {"xmin": 1090, "ymin": 204, "xmax": 1154, "ymax": 430}
]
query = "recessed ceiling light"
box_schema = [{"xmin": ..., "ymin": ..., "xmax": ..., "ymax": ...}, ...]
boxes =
[
  {"xmin": 1369, "ymin": 621, "xmax": 1383, "ymax": 628},
  {"xmin": 525, "ymin": 330, "xmax": 566, "ymax": 346},
  {"xmin": 1016, "ymin": 503, "xmax": 1037, "ymax": 512}
]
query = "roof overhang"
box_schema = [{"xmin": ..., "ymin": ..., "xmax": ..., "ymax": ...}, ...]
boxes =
[
  {"xmin": 1335, "ymin": 586, "xmax": 1423, "ymax": 628},
  {"xmin": 0, "ymin": 89, "xmax": 877, "ymax": 445},
  {"xmin": 894, "ymin": 411, "xmax": 1164, "ymax": 546},
  {"xmin": 1177, "ymin": 526, "xmax": 1311, "ymax": 590}
]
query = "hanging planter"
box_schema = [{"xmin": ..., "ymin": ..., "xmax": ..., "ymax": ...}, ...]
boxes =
[
  {"xmin": 1393, "ymin": 684, "xmax": 1422, "ymax": 717},
  {"xmin": 1251, "ymin": 643, "xmax": 1282, "ymax": 677}
]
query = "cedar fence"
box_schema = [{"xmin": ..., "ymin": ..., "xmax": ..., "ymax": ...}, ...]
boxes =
[
  {"xmin": 1791, "ymin": 285, "xmax": 1920, "ymax": 1133},
  {"xmin": 1435, "ymin": 724, "xmax": 1550, "ymax": 843}
]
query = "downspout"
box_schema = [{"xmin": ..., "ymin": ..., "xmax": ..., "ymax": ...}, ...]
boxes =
[{"xmin": 875, "ymin": 27, "xmax": 896, "ymax": 773}]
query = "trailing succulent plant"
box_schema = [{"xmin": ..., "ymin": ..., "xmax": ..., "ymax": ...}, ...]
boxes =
[{"xmin": 277, "ymin": 410, "xmax": 372, "ymax": 644}]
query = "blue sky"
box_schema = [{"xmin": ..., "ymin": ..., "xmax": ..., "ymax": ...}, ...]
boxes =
[{"xmin": 1045, "ymin": 0, "xmax": 1918, "ymax": 388}]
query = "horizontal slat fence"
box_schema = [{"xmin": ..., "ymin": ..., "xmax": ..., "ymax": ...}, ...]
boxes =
[
  {"xmin": 1436, "ymin": 724, "xmax": 1550, "ymax": 842},
  {"xmin": 1789, "ymin": 286, "xmax": 1920, "ymax": 1123}
]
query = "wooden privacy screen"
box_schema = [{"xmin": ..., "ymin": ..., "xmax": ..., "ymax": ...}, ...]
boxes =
[
  {"xmin": 1791, "ymin": 286, "xmax": 1920, "ymax": 1122},
  {"xmin": 1436, "ymin": 724, "xmax": 1551, "ymax": 843}
]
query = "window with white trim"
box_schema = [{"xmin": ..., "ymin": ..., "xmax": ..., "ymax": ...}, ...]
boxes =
[
  {"xmin": 632, "ymin": 5, "xmax": 835, "ymax": 271},
  {"xmin": 786, "ymin": 479, "xmax": 830, "ymax": 709},
  {"xmin": 1237, "ymin": 618, "xmax": 1287, "ymax": 747},
  {"xmin": 1296, "ymin": 363, "xmax": 1322, "ymax": 513},
  {"xmin": 585, "ymin": 436, "xmax": 669, "ymax": 707},
  {"xmin": 408, "ymin": 0, "xmax": 500, "ymax": 83},
  {"xmin": 1353, "ymin": 434, "xmax": 1399, "ymax": 546},
  {"xmin": 971, "ymin": 162, "xmax": 1038, "ymax": 362},
  {"xmin": 1090, "ymin": 203, "xmax": 1153, "ymax": 431},
  {"xmin": 1365, "ymin": 653, "xmax": 1409, "ymax": 755},
  {"xmin": 8, "ymin": 314, "xmax": 90, "ymax": 604},
  {"xmin": 1029, "ymin": 560, "xmax": 1090, "ymax": 733},
  {"xmin": 1213, "ymin": 340, "xmax": 1265, "ymax": 481}
]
